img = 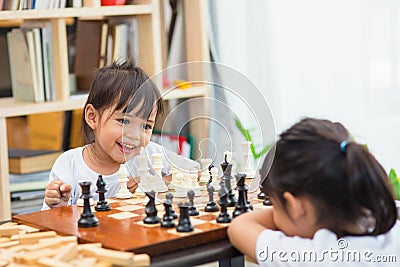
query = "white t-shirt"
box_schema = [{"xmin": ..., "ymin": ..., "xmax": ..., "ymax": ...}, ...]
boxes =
[
  {"xmin": 256, "ymin": 221, "xmax": 400, "ymax": 266},
  {"xmin": 41, "ymin": 141, "xmax": 199, "ymax": 210}
]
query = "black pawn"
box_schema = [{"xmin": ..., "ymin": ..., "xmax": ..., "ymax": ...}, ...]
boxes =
[
  {"xmin": 166, "ymin": 193, "xmax": 178, "ymax": 219},
  {"xmin": 143, "ymin": 191, "xmax": 160, "ymax": 224},
  {"xmin": 216, "ymin": 181, "xmax": 232, "ymax": 224},
  {"xmin": 176, "ymin": 203, "xmax": 194, "ymax": 232},
  {"xmin": 263, "ymin": 196, "xmax": 272, "ymax": 206},
  {"xmin": 233, "ymin": 173, "xmax": 252, "ymax": 218},
  {"xmin": 161, "ymin": 196, "xmax": 175, "ymax": 228},
  {"xmin": 257, "ymin": 191, "xmax": 266, "ymax": 199},
  {"xmin": 78, "ymin": 181, "xmax": 99, "ymax": 228},
  {"xmin": 187, "ymin": 190, "xmax": 199, "ymax": 216},
  {"xmin": 95, "ymin": 175, "xmax": 111, "ymax": 211},
  {"xmin": 204, "ymin": 185, "xmax": 219, "ymax": 212}
]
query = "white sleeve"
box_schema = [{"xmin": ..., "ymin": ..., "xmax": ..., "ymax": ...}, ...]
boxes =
[{"xmin": 255, "ymin": 229, "xmax": 338, "ymax": 267}]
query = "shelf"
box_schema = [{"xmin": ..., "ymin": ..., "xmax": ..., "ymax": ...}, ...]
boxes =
[
  {"xmin": 0, "ymin": 97, "xmax": 86, "ymax": 118},
  {"xmin": 0, "ymin": 5, "xmax": 153, "ymax": 21},
  {"xmin": 162, "ymin": 86, "xmax": 209, "ymax": 100}
]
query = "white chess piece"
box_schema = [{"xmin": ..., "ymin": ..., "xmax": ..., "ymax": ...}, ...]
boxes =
[
  {"xmin": 116, "ymin": 164, "xmax": 133, "ymax": 199},
  {"xmin": 168, "ymin": 166, "xmax": 179, "ymax": 190},
  {"xmin": 77, "ymin": 179, "xmax": 94, "ymax": 206},
  {"xmin": 209, "ymin": 167, "xmax": 221, "ymax": 191},
  {"xmin": 240, "ymin": 141, "xmax": 256, "ymax": 178},
  {"xmin": 199, "ymin": 158, "xmax": 212, "ymax": 184},
  {"xmin": 136, "ymin": 148, "xmax": 150, "ymax": 196},
  {"xmin": 173, "ymin": 173, "xmax": 187, "ymax": 198},
  {"xmin": 189, "ymin": 171, "xmax": 202, "ymax": 196},
  {"xmin": 151, "ymin": 153, "xmax": 168, "ymax": 192}
]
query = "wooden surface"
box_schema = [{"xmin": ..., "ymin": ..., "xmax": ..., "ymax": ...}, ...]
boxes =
[
  {"xmin": 13, "ymin": 198, "xmax": 228, "ymax": 256},
  {"xmin": 13, "ymin": 190, "xmax": 265, "ymax": 258}
]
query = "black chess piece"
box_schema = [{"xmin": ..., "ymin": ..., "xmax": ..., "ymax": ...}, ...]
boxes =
[
  {"xmin": 257, "ymin": 191, "xmax": 266, "ymax": 199},
  {"xmin": 263, "ymin": 196, "xmax": 272, "ymax": 206},
  {"xmin": 220, "ymin": 162, "xmax": 237, "ymax": 207},
  {"xmin": 143, "ymin": 191, "xmax": 160, "ymax": 224},
  {"xmin": 204, "ymin": 185, "xmax": 219, "ymax": 212},
  {"xmin": 95, "ymin": 175, "xmax": 111, "ymax": 211},
  {"xmin": 161, "ymin": 196, "xmax": 175, "ymax": 228},
  {"xmin": 78, "ymin": 181, "xmax": 99, "ymax": 228},
  {"xmin": 187, "ymin": 190, "xmax": 199, "ymax": 216},
  {"xmin": 207, "ymin": 163, "xmax": 215, "ymax": 185},
  {"xmin": 176, "ymin": 202, "xmax": 194, "ymax": 232},
  {"xmin": 166, "ymin": 192, "xmax": 178, "ymax": 219},
  {"xmin": 233, "ymin": 173, "xmax": 252, "ymax": 218},
  {"xmin": 216, "ymin": 181, "xmax": 232, "ymax": 224}
]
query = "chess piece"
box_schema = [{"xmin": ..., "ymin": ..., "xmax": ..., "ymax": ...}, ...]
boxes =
[
  {"xmin": 216, "ymin": 181, "xmax": 232, "ymax": 224},
  {"xmin": 241, "ymin": 141, "xmax": 256, "ymax": 178},
  {"xmin": 168, "ymin": 165, "xmax": 179, "ymax": 190},
  {"xmin": 233, "ymin": 173, "xmax": 252, "ymax": 218},
  {"xmin": 136, "ymin": 148, "xmax": 150, "ymax": 196},
  {"xmin": 151, "ymin": 153, "xmax": 168, "ymax": 192},
  {"xmin": 161, "ymin": 195, "xmax": 176, "ymax": 228},
  {"xmin": 204, "ymin": 185, "xmax": 219, "ymax": 212},
  {"xmin": 200, "ymin": 158, "xmax": 212, "ymax": 184},
  {"xmin": 209, "ymin": 166, "xmax": 220, "ymax": 191},
  {"xmin": 187, "ymin": 190, "xmax": 199, "ymax": 216},
  {"xmin": 257, "ymin": 191, "xmax": 266, "ymax": 199},
  {"xmin": 166, "ymin": 192, "xmax": 178, "ymax": 219},
  {"xmin": 173, "ymin": 173, "xmax": 187, "ymax": 198},
  {"xmin": 78, "ymin": 181, "xmax": 99, "ymax": 227},
  {"xmin": 220, "ymin": 159, "xmax": 237, "ymax": 207},
  {"xmin": 143, "ymin": 191, "xmax": 160, "ymax": 224},
  {"xmin": 263, "ymin": 196, "xmax": 272, "ymax": 206},
  {"xmin": 116, "ymin": 164, "xmax": 133, "ymax": 199},
  {"xmin": 189, "ymin": 171, "xmax": 202, "ymax": 196},
  {"xmin": 95, "ymin": 175, "xmax": 111, "ymax": 211},
  {"xmin": 77, "ymin": 179, "xmax": 94, "ymax": 207},
  {"xmin": 176, "ymin": 203, "xmax": 194, "ymax": 232}
]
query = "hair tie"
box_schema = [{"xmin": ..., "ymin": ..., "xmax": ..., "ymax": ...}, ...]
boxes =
[{"xmin": 340, "ymin": 141, "xmax": 349, "ymax": 154}]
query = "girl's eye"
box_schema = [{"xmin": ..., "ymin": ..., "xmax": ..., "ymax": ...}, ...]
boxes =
[
  {"xmin": 117, "ymin": 119, "xmax": 129, "ymax": 125},
  {"xmin": 142, "ymin": 124, "xmax": 153, "ymax": 130}
]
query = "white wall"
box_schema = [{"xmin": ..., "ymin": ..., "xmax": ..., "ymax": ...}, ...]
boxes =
[{"xmin": 212, "ymin": 0, "xmax": 400, "ymax": 171}]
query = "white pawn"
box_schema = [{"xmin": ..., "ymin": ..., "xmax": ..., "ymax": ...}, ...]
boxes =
[
  {"xmin": 240, "ymin": 141, "xmax": 256, "ymax": 178},
  {"xmin": 168, "ymin": 166, "xmax": 179, "ymax": 190},
  {"xmin": 189, "ymin": 172, "xmax": 202, "ymax": 197},
  {"xmin": 116, "ymin": 164, "xmax": 133, "ymax": 199},
  {"xmin": 77, "ymin": 179, "xmax": 94, "ymax": 207},
  {"xmin": 173, "ymin": 173, "xmax": 187, "ymax": 198},
  {"xmin": 136, "ymin": 148, "xmax": 150, "ymax": 196},
  {"xmin": 199, "ymin": 158, "xmax": 212, "ymax": 184},
  {"xmin": 209, "ymin": 167, "xmax": 220, "ymax": 191}
]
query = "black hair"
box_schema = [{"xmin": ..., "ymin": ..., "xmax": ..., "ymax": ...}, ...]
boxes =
[
  {"xmin": 261, "ymin": 117, "xmax": 397, "ymax": 237},
  {"xmin": 81, "ymin": 60, "xmax": 164, "ymax": 144}
]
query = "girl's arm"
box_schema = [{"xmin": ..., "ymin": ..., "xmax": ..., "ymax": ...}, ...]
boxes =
[{"xmin": 227, "ymin": 207, "xmax": 276, "ymax": 262}]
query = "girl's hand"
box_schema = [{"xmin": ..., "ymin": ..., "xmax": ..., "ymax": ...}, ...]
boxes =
[
  {"xmin": 44, "ymin": 180, "xmax": 72, "ymax": 208},
  {"xmin": 127, "ymin": 177, "xmax": 138, "ymax": 193}
]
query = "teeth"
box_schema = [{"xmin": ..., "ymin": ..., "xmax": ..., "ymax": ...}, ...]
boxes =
[{"xmin": 120, "ymin": 143, "xmax": 135, "ymax": 149}]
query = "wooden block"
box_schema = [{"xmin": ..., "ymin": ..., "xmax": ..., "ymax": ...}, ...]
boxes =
[
  {"xmin": 16, "ymin": 224, "xmax": 40, "ymax": 233},
  {"xmin": 80, "ymin": 246, "xmax": 135, "ymax": 266},
  {"xmin": 18, "ymin": 231, "xmax": 57, "ymax": 244},
  {"xmin": 27, "ymin": 237, "xmax": 77, "ymax": 251},
  {"xmin": 52, "ymin": 242, "xmax": 78, "ymax": 262},
  {"xmin": 0, "ymin": 241, "xmax": 19, "ymax": 248},
  {"xmin": 14, "ymin": 248, "xmax": 58, "ymax": 265},
  {"xmin": 37, "ymin": 257, "xmax": 74, "ymax": 267},
  {"xmin": 133, "ymin": 254, "xmax": 151, "ymax": 267},
  {"xmin": 69, "ymin": 256, "xmax": 98, "ymax": 266},
  {"xmin": 6, "ymin": 244, "xmax": 30, "ymax": 252},
  {"xmin": 77, "ymin": 243, "xmax": 102, "ymax": 252},
  {"xmin": 0, "ymin": 222, "xmax": 17, "ymax": 228},
  {"xmin": 38, "ymin": 236, "xmax": 77, "ymax": 244},
  {"xmin": 0, "ymin": 260, "xmax": 8, "ymax": 267},
  {"xmin": 0, "ymin": 237, "xmax": 11, "ymax": 243},
  {"xmin": 0, "ymin": 227, "xmax": 20, "ymax": 237}
]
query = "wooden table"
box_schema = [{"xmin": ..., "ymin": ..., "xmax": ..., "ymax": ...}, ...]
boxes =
[{"xmin": 13, "ymin": 199, "xmax": 246, "ymax": 267}]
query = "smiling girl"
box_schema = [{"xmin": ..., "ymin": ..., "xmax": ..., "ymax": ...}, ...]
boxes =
[{"xmin": 43, "ymin": 61, "xmax": 198, "ymax": 209}]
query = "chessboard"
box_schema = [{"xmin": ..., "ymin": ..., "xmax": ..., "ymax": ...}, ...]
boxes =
[{"xmin": 13, "ymin": 187, "xmax": 270, "ymax": 257}]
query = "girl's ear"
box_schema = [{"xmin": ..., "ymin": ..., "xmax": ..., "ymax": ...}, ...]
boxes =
[
  {"xmin": 85, "ymin": 104, "xmax": 98, "ymax": 130},
  {"xmin": 283, "ymin": 191, "xmax": 306, "ymax": 220}
]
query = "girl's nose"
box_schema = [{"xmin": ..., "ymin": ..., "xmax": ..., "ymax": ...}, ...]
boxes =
[{"xmin": 123, "ymin": 125, "xmax": 143, "ymax": 141}]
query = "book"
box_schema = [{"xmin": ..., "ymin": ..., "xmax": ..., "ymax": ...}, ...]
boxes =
[
  {"xmin": 8, "ymin": 148, "xmax": 62, "ymax": 174},
  {"xmin": 7, "ymin": 28, "xmax": 37, "ymax": 102}
]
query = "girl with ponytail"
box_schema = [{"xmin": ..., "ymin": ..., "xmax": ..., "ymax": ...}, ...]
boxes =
[{"xmin": 228, "ymin": 117, "xmax": 399, "ymax": 266}]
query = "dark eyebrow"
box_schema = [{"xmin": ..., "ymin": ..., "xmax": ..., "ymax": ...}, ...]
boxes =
[{"xmin": 147, "ymin": 119, "xmax": 155, "ymax": 124}]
